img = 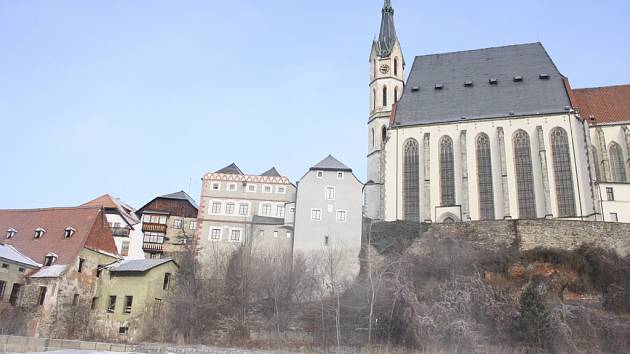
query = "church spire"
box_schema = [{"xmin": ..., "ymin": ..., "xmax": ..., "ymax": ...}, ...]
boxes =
[{"xmin": 377, "ymin": 0, "xmax": 397, "ymax": 57}]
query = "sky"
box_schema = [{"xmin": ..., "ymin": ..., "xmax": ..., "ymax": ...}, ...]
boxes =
[{"xmin": 1, "ymin": 0, "xmax": 629, "ymax": 209}]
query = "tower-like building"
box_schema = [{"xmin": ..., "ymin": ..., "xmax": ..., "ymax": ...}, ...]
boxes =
[{"xmin": 365, "ymin": 0, "xmax": 404, "ymax": 220}]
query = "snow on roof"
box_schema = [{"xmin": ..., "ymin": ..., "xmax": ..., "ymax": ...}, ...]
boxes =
[
  {"xmin": 0, "ymin": 243, "xmax": 40, "ymax": 268},
  {"xmin": 30, "ymin": 264, "xmax": 68, "ymax": 278}
]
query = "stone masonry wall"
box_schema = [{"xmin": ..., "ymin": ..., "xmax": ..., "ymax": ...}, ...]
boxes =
[{"xmin": 369, "ymin": 220, "xmax": 630, "ymax": 256}]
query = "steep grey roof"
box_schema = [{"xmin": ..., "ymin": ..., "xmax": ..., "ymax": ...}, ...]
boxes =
[
  {"xmin": 310, "ymin": 155, "xmax": 352, "ymax": 172},
  {"xmin": 109, "ymin": 258, "xmax": 175, "ymax": 273},
  {"xmin": 0, "ymin": 244, "xmax": 40, "ymax": 268},
  {"xmin": 252, "ymin": 216, "xmax": 285, "ymax": 225},
  {"xmin": 394, "ymin": 43, "xmax": 572, "ymax": 127},
  {"xmin": 260, "ymin": 167, "xmax": 281, "ymax": 177},
  {"xmin": 375, "ymin": 0, "xmax": 397, "ymax": 57},
  {"xmin": 160, "ymin": 191, "xmax": 199, "ymax": 209},
  {"xmin": 215, "ymin": 163, "xmax": 244, "ymax": 175}
]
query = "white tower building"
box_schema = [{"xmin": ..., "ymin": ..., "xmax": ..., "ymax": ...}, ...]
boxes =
[{"xmin": 365, "ymin": 0, "xmax": 404, "ymax": 220}]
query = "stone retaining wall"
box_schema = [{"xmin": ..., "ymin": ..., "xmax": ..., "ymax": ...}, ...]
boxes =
[{"xmin": 369, "ymin": 219, "xmax": 630, "ymax": 256}]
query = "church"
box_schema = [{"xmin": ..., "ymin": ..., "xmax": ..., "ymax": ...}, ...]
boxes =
[{"xmin": 365, "ymin": 1, "xmax": 630, "ymax": 223}]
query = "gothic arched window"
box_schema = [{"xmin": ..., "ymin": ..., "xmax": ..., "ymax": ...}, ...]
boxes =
[
  {"xmin": 373, "ymin": 60, "xmax": 376, "ymax": 78},
  {"xmin": 372, "ymin": 88, "xmax": 376, "ymax": 111},
  {"xmin": 394, "ymin": 57, "xmax": 399, "ymax": 76},
  {"xmin": 383, "ymin": 86, "xmax": 388, "ymax": 107},
  {"xmin": 513, "ymin": 130, "xmax": 537, "ymax": 219},
  {"xmin": 371, "ymin": 128, "xmax": 375, "ymax": 148},
  {"xmin": 550, "ymin": 128, "xmax": 576, "ymax": 217},
  {"xmin": 590, "ymin": 145, "xmax": 601, "ymax": 181},
  {"xmin": 609, "ymin": 142, "xmax": 627, "ymax": 182},
  {"xmin": 476, "ymin": 133, "xmax": 495, "ymax": 220},
  {"xmin": 403, "ymin": 139, "xmax": 420, "ymax": 221},
  {"xmin": 439, "ymin": 136, "xmax": 455, "ymax": 206},
  {"xmin": 381, "ymin": 125, "xmax": 387, "ymax": 146}
]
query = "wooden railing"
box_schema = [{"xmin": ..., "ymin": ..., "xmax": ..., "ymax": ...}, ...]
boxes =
[{"xmin": 142, "ymin": 223, "xmax": 167, "ymax": 233}]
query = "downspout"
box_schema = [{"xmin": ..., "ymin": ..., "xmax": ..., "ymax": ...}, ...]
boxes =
[{"xmin": 568, "ymin": 114, "xmax": 584, "ymax": 219}]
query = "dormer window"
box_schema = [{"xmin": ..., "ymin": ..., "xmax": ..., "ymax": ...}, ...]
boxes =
[
  {"xmin": 34, "ymin": 228, "xmax": 46, "ymax": 239},
  {"xmin": 6, "ymin": 228, "xmax": 17, "ymax": 239},
  {"xmin": 64, "ymin": 227, "xmax": 76, "ymax": 238},
  {"xmin": 44, "ymin": 253, "xmax": 58, "ymax": 266}
]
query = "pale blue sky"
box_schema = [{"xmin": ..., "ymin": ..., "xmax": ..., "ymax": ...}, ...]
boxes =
[{"xmin": 1, "ymin": 0, "xmax": 629, "ymax": 209}]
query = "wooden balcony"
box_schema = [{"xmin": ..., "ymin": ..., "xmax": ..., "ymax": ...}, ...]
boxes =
[
  {"xmin": 142, "ymin": 223, "xmax": 167, "ymax": 233},
  {"xmin": 142, "ymin": 242, "xmax": 164, "ymax": 252}
]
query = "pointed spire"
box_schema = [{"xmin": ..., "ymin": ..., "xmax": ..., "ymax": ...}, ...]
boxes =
[{"xmin": 377, "ymin": 0, "xmax": 397, "ymax": 57}]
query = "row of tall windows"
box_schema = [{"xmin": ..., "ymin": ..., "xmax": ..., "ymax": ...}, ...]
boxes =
[
  {"xmin": 372, "ymin": 86, "xmax": 400, "ymax": 111},
  {"xmin": 401, "ymin": 128, "xmax": 576, "ymax": 221}
]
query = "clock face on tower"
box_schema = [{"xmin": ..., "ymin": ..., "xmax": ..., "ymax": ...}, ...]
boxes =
[{"xmin": 379, "ymin": 64, "xmax": 390, "ymax": 74}]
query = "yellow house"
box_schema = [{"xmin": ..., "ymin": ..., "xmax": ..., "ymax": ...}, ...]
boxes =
[{"xmin": 95, "ymin": 258, "xmax": 178, "ymax": 341}]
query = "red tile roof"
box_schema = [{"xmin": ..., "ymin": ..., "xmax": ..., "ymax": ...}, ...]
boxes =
[
  {"xmin": 82, "ymin": 194, "xmax": 140, "ymax": 226},
  {"xmin": 571, "ymin": 85, "xmax": 630, "ymax": 124},
  {"xmin": 0, "ymin": 206, "xmax": 119, "ymax": 266},
  {"xmin": 82, "ymin": 194, "xmax": 118, "ymax": 209}
]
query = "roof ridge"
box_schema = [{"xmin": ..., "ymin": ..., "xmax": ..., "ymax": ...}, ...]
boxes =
[
  {"xmin": 573, "ymin": 84, "xmax": 630, "ymax": 91},
  {"xmin": 0, "ymin": 206, "xmax": 102, "ymax": 213},
  {"xmin": 414, "ymin": 42, "xmax": 541, "ymax": 59}
]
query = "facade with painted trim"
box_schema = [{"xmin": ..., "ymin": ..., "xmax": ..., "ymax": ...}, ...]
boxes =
[{"xmin": 194, "ymin": 164, "xmax": 296, "ymax": 275}]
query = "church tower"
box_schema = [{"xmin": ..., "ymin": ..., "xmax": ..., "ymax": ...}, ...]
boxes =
[{"xmin": 365, "ymin": 0, "xmax": 404, "ymax": 220}]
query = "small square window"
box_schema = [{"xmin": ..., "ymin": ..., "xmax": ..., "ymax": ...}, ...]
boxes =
[
  {"xmin": 277, "ymin": 186, "xmax": 286, "ymax": 193},
  {"xmin": 273, "ymin": 231, "xmax": 278, "ymax": 238},
  {"xmin": 189, "ymin": 220, "xmax": 197, "ymax": 230},
  {"xmin": 228, "ymin": 183, "xmax": 237, "ymax": 191},
  {"xmin": 336, "ymin": 210, "xmax": 347, "ymax": 222},
  {"xmin": 211, "ymin": 202, "xmax": 222, "ymax": 214},
  {"xmin": 286, "ymin": 232, "xmax": 292, "ymax": 238},
  {"xmin": 210, "ymin": 228, "xmax": 222, "ymax": 241},
  {"xmin": 311, "ymin": 209, "xmax": 322, "ymax": 221},
  {"xmin": 230, "ymin": 229, "xmax": 242, "ymax": 242},
  {"xmin": 325, "ymin": 187, "xmax": 335, "ymax": 200},
  {"xmin": 239, "ymin": 203, "xmax": 249, "ymax": 216},
  {"xmin": 263, "ymin": 185, "xmax": 273, "ymax": 193},
  {"xmin": 316, "ymin": 171, "xmax": 324, "ymax": 178},
  {"xmin": 337, "ymin": 172, "xmax": 344, "ymax": 179},
  {"xmin": 261, "ymin": 204, "xmax": 272, "ymax": 216},
  {"xmin": 211, "ymin": 182, "xmax": 220, "ymax": 191},
  {"xmin": 173, "ymin": 219, "xmax": 182, "ymax": 229},
  {"xmin": 225, "ymin": 203, "xmax": 235, "ymax": 215},
  {"xmin": 247, "ymin": 184, "xmax": 257, "ymax": 192},
  {"xmin": 119, "ymin": 326, "xmax": 129, "ymax": 335}
]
